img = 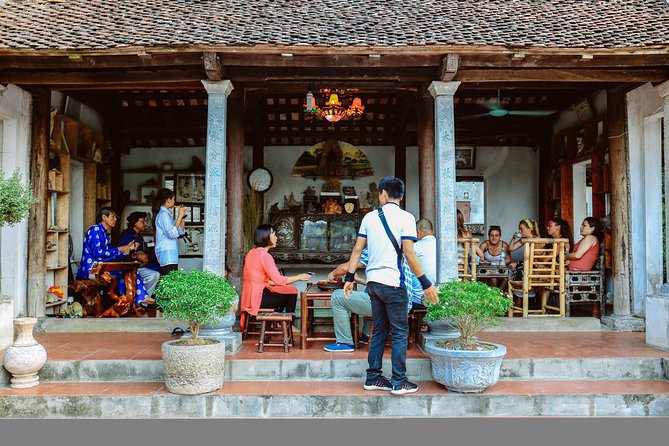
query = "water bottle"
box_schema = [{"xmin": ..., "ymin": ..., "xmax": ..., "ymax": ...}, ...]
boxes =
[{"xmin": 499, "ymin": 245, "xmax": 506, "ymax": 266}]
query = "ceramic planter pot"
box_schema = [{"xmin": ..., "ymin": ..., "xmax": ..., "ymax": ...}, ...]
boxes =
[
  {"xmin": 425, "ymin": 340, "xmax": 506, "ymax": 394},
  {"xmin": 424, "ymin": 319, "xmax": 459, "ymax": 338},
  {"xmin": 3, "ymin": 317, "xmax": 48, "ymax": 389},
  {"xmin": 161, "ymin": 339, "xmax": 226, "ymax": 395}
]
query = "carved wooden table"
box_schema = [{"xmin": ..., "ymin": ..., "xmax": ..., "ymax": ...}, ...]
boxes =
[{"xmin": 89, "ymin": 261, "xmax": 145, "ymax": 318}]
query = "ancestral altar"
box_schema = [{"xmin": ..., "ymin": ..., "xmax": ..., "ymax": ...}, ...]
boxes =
[{"xmin": 270, "ymin": 210, "xmax": 360, "ymax": 264}]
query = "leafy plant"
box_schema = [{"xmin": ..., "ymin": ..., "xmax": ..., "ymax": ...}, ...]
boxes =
[
  {"xmin": 155, "ymin": 270, "xmax": 237, "ymax": 345},
  {"xmin": 0, "ymin": 169, "xmax": 36, "ymax": 228},
  {"xmin": 425, "ymin": 278, "xmax": 511, "ymax": 350},
  {"xmin": 242, "ymin": 186, "xmax": 263, "ymax": 253}
]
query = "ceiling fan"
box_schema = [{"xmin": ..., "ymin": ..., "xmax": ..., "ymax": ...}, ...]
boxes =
[{"xmin": 459, "ymin": 90, "xmax": 557, "ymax": 120}]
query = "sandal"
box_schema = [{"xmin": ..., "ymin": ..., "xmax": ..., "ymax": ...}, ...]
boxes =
[{"xmin": 171, "ymin": 327, "xmax": 185, "ymax": 336}]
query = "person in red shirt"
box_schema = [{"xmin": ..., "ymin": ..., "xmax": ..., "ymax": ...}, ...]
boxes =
[
  {"xmin": 240, "ymin": 224, "xmax": 311, "ymax": 331},
  {"xmin": 567, "ymin": 217, "xmax": 603, "ymax": 271}
]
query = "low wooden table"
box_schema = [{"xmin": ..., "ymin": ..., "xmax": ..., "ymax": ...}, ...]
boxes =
[{"xmin": 300, "ymin": 283, "xmax": 337, "ymax": 350}]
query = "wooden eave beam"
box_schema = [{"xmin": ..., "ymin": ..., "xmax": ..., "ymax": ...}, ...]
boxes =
[{"xmin": 455, "ymin": 68, "xmax": 669, "ymax": 83}]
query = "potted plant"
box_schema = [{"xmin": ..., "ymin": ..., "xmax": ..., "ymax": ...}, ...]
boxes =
[
  {"xmin": 155, "ymin": 269, "xmax": 237, "ymax": 395},
  {"xmin": 424, "ymin": 278, "xmax": 512, "ymax": 393}
]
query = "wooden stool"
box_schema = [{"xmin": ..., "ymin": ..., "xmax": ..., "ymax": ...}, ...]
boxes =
[
  {"xmin": 408, "ymin": 308, "xmax": 428, "ymax": 348},
  {"xmin": 255, "ymin": 312, "xmax": 294, "ymax": 353},
  {"xmin": 242, "ymin": 308, "xmax": 275, "ymax": 340}
]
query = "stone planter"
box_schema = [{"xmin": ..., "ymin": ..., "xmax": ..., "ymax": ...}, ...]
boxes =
[
  {"xmin": 161, "ymin": 339, "xmax": 226, "ymax": 395},
  {"xmin": 199, "ymin": 310, "xmax": 236, "ymax": 337},
  {"xmin": 425, "ymin": 340, "xmax": 506, "ymax": 394},
  {"xmin": 2, "ymin": 317, "xmax": 47, "ymax": 389}
]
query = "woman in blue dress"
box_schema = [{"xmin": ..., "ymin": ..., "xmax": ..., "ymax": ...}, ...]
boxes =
[
  {"xmin": 76, "ymin": 206, "xmax": 152, "ymax": 306},
  {"xmin": 152, "ymin": 188, "xmax": 189, "ymax": 276}
]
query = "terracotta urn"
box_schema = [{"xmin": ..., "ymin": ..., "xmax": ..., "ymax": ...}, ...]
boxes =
[{"xmin": 2, "ymin": 317, "xmax": 47, "ymax": 389}]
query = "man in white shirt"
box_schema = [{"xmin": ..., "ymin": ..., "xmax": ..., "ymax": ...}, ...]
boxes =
[
  {"xmin": 343, "ymin": 176, "xmax": 438, "ymax": 395},
  {"xmin": 414, "ymin": 218, "xmax": 437, "ymax": 284}
]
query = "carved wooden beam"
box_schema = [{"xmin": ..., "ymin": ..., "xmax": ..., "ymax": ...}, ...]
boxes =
[
  {"xmin": 439, "ymin": 54, "xmax": 460, "ymax": 81},
  {"xmin": 203, "ymin": 52, "xmax": 224, "ymax": 81}
]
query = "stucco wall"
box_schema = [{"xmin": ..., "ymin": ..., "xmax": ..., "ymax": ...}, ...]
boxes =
[
  {"xmin": 0, "ymin": 84, "xmax": 32, "ymax": 319},
  {"xmin": 259, "ymin": 144, "xmax": 538, "ymax": 244},
  {"xmin": 627, "ymin": 83, "xmax": 665, "ymax": 316}
]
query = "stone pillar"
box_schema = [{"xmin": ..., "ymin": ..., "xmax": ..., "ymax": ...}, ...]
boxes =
[
  {"xmin": 201, "ymin": 80, "xmax": 234, "ymax": 276},
  {"xmin": 656, "ymin": 81, "xmax": 669, "ymax": 283},
  {"xmin": 646, "ymin": 81, "xmax": 669, "ymax": 348},
  {"xmin": 428, "ymin": 81, "xmax": 461, "ymax": 283}
]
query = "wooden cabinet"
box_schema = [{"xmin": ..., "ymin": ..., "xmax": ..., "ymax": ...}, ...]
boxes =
[{"xmin": 270, "ymin": 211, "xmax": 361, "ymax": 264}]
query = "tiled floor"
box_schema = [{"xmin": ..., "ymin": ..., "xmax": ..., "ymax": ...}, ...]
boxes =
[{"xmin": 33, "ymin": 331, "xmax": 668, "ymax": 361}]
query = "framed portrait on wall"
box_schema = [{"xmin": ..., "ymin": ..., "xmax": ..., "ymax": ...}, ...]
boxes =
[
  {"xmin": 455, "ymin": 146, "xmax": 476, "ymax": 169},
  {"xmin": 178, "ymin": 226, "xmax": 204, "ymax": 257},
  {"xmin": 572, "ymin": 98, "xmax": 594, "ymax": 124},
  {"xmin": 175, "ymin": 171, "xmax": 205, "ymax": 203}
]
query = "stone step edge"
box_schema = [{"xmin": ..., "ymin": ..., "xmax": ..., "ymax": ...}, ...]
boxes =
[
  {"xmin": 1, "ymin": 382, "xmax": 668, "ymax": 417},
  {"xmin": 23, "ymin": 357, "xmax": 669, "ymax": 384}
]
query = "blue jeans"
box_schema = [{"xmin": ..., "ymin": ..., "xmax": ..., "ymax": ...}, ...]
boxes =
[{"xmin": 365, "ymin": 281, "xmax": 409, "ymax": 387}]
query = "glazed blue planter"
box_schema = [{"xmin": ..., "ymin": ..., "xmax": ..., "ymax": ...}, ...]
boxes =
[{"xmin": 425, "ymin": 340, "xmax": 506, "ymax": 394}]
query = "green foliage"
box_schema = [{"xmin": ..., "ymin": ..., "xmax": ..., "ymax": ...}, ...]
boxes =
[
  {"xmin": 242, "ymin": 187, "xmax": 263, "ymax": 253},
  {"xmin": 155, "ymin": 270, "xmax": 237, "ymax": 343},
  {"xmin": 425, "ymin": 279, "xmax": 512, "ymax": 350},
  {"xmin": 0, "ymin": 169, "xmax": 36, "ymax": 228}
]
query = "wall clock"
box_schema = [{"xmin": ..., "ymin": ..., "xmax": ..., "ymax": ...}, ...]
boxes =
[{"xmin": 247, "ymin": 167, "xmax": 273, "ymax": 192}]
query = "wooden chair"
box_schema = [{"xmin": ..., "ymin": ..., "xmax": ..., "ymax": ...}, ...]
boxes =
[
  {"xmin": 565, "ymin": 244, "xmax": 606, "ymax": 318},
  {"xmin": 458, "ymin": 237, "xmax": 479, "ymax": 281},
  {"xmin": 507, "ymin": 238, "xmax": 567, "ymax": 317},
  {"xmin": 242, "ymin": 308, "xmax": 276, "ymax": 340}
]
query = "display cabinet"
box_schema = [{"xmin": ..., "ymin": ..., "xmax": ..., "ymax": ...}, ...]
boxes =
[{"xmin": 270, "ymin": 211, "xmax": 361, "ymax": 264}]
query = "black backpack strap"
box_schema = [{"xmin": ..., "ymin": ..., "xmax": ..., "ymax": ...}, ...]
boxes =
[{"xmin": 378, "ymin": 207, "xmax": 406, "ymax": 287}]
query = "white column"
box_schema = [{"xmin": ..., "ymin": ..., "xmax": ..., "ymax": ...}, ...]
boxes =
[
  {"xmin": 201, "ymin": 80, "xmax": 234, "ymax": 275},
  {"xmin": 428, "ymin": 81, "xmax": 461, "ymax": 283},
  {"xmin": 656, "ymin": 81, "xmax": 669, "ymax": 283}
]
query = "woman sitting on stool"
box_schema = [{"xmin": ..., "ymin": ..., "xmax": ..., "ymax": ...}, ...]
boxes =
[{"xmin": 240, "ymin": 224, "xmax": 312, "ymax": 332}]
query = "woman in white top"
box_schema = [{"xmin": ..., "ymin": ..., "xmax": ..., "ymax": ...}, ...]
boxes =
[{"xmin": 152, "ymin": 188, "xmax": 189, "ymax": 276}]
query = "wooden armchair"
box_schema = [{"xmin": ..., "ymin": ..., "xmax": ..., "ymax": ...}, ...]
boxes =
[
  {"xmin": 457, "ymin": 237, "xmax": 479, "ymax": 281},
  {"xmin": 565, "ymin": 244, "xmax": 606, "ymax": 318},
  {"xmin": 507, "ymin": 238, "xmax": 567, "ymax": 317}
]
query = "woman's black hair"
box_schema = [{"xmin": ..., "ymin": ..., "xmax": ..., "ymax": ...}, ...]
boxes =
[
  {"xmin": 254, "ymin": 224, "xmax": 275, "ymax": 248},
  {"xmin": 488, "ymin": 225, "xmax": 502, "ymax": 235},
  {"xmin": 152, "ymin": 188, "xmax": 175, "ymax": 234},
  {"xmin": 584, "ymin": 216, "xmax": 604, "ymax": 243},
  {"xmin": 549, "ymin": 217, "xmax": 573, "ymax": 249}
]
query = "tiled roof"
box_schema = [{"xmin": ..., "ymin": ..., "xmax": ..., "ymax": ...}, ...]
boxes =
[{"xmin": 1, "ymin": 0, "xmax": 669, "ymax": 51}]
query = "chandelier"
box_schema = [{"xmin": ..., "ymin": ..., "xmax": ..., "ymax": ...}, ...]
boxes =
[{"xmin": 304, "ymin": 89, "xmax": 365, "ymax": 123}]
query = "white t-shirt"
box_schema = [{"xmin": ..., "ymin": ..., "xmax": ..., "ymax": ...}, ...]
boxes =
[
  {"xmin": 358, "ymin": 202, "xmax": 418, "ymax": 288},
  {"xmin": 414, "ymin": 235, "xmax": 437, "ymax": 284}
]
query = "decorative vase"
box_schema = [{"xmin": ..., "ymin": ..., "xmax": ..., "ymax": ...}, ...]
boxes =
[{"xmin": 2, "ymin": 317, "xmax": 48, "ymax": 389}]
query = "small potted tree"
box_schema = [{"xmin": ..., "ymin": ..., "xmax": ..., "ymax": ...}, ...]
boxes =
[
  {"xmin": 424, "ymin": 278, "xmax": 512, "ymax": 393},
  {"xmin": 155, "ymin": 269, "xmax": 237, "ymax": 395}
]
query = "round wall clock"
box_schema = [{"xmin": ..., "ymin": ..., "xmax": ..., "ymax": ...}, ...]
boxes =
[{"xmin": 247, "ymin": 167, "xmax": 273, "ymax": 192}]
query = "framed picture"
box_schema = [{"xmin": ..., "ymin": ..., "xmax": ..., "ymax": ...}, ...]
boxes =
[
  {"xmin": 572, "ymin": 98, "xmax": 594, "ymax": 124},
  {"xmin": 178, "ymin": 226, "xmax": 204, "ymax": 257},
  {"xmin": 162, "ymin": 173, "xmax": 174, "ymax": 191},
  {"xmin": 270, "ymin": 211, "xmax": 298, "ymax": 250},
  {"xmin": 175, "ymin": 171, "xmax": 205, "ymax": 203},
  {"xmin": 455, "ymin": 146, "xmax": 476, "ymax": 169},
  {"xmin": 137, "ymin": 185, "xmax": 158, "ymax": 204}
]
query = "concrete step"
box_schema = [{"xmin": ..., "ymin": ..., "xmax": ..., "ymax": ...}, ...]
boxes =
[
  {"xmin": 1, "ymin": 380, "xmax": 669, "ymax": 417},
  {"xmin": 34, "ymin": 356, "xmax": 669, "ymax": 383}
]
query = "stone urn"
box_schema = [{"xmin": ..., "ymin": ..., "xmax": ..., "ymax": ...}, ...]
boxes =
[
  {"xmin": 424, "ymin": 318, "xmax": 460, "ymax": 338},
  {"xmin": 161, "ymin": 339, "xmax": 226, "ymax": 395},
  {"xmin": 2, "ymin": 317, "xmax": 48, "ymax": 389},
  {"xmin": 425, "ymin": 340, "xmax": 506, "ymax": 394},
  {"xmin": 199, "ymin": 309, "xmax": 236, "ymax": 338}
]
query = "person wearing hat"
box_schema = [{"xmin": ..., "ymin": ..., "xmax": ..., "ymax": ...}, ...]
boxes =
[{"xmin": 118, "ymin": 211, "xmax": 160, "ymax": 300}]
